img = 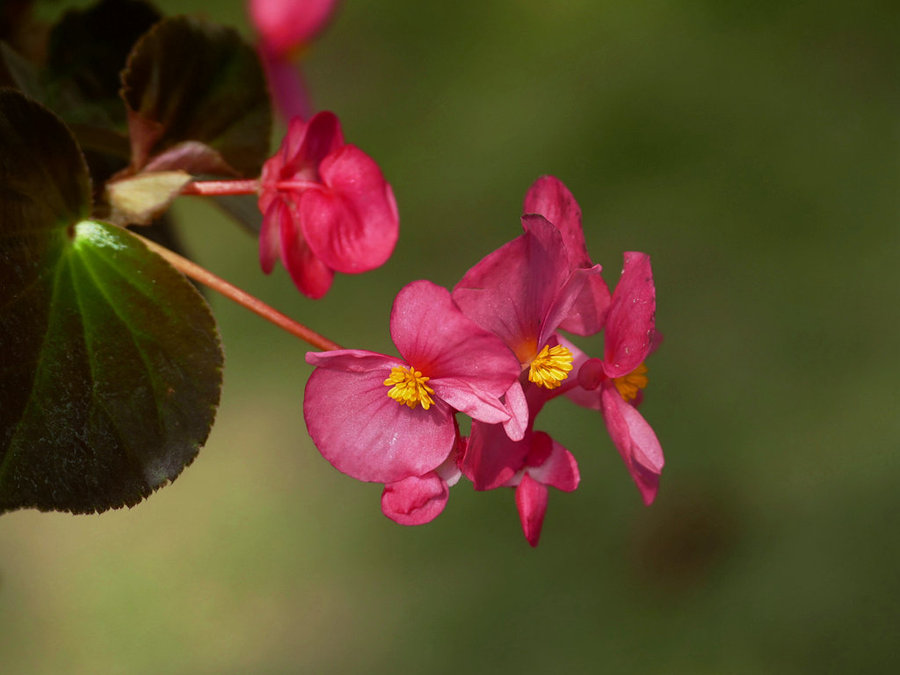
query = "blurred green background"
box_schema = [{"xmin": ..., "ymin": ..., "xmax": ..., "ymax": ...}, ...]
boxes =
[{"xmin": 3, "ymin": 0, "xmax": 900, "ymax": 672}]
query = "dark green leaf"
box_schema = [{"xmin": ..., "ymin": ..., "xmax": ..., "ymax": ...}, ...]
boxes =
[
  {"xmin": 122, "ymin": 16, "xmax": 272, "ymax": 177},
  {"xmin": 46, "ymin": 0, "xmax": 162, "ymax": 129},
  {"xmin": 0, "ymin": 90, "xmax": 223, "ymax": 514}
]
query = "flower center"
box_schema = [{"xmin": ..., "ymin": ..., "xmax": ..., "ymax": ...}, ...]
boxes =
[
  {"xmin": 384, "ymin": 365, "xmax": 436, "ymax": 410},
  {"xmin": 528, "ymin": 344, "xmax": 574, "ymax": 389},
  {"xmin": 613, "ymin": 362, "xmax": 649, "ymax": 402}
]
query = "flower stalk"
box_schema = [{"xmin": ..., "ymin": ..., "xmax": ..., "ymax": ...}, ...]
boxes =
[
  {"xmin": 134, "ymin": 232, "xmax": 342, "ymax": 351},
  {"xmin": 180, "ymin": 179, "xmax": 261, "ymax": 196}
]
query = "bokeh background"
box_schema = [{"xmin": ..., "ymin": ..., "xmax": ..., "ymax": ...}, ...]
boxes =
[{"xmin": 3, "ymin": 0, "xmax": 900, "ymax": 672}]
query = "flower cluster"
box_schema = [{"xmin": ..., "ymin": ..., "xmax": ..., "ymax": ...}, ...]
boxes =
[{"xmin": 303, "ymin": 176, "xmax": 663, "ymax": 546}]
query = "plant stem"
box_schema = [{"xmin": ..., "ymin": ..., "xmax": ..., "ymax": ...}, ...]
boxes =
[
  {"xmin": 181, "ymin": 179, "xmax": 260, "ymax": 196},
  {"xmin": 134, "ymin": 233, "xmax": 343, "ymax": 352}
]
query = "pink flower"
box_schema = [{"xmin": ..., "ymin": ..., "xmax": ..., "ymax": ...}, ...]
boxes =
[
  {"xmin": 258, "ymin": 111, "xmax": 399, "ymax": 298},
  {"xmin": 303, "ymin": 280, "xmax": 522, "ymax": 486},
  {"xmin": 463, "ymin": 420, "xmax": 579, "ymax": 547},
  {"xmin": 248, "ymin": 0, "xmax": 340, "ymax": 120},
  {"xmin": 452, "ymin": 213, "xmax": 604, "ymax": 438},
  {"xmin": 576, "ymin": 252, "xmax": 664, "ymax": 505}
]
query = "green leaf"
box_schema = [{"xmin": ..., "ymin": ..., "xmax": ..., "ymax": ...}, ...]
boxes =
[
  {"xmin": 122, "ymin": 15, "xmax": 272, "ymax": 177},
  {"xmin": 0, "ymin": 90, "xmax": 223, "ymax": 514},
  {"xmin": 45, "ymin": 0, "xmax": 162, "ymax": 130}
]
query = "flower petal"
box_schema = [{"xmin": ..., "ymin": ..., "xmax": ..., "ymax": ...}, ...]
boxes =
[
  {"xmin": 462, "ymin": 420, "xmax": 529, "ymax": 491},
  {"xmin": 303, "ymin": 365, "xmax": 456, "ymax": 483},
  {"xmin": 535, "ymin": 264, "xmax": 602, "ymax": 349},
  {"xmin": 300, "ymin": 144, "xmax": 398, "ymax": 273},
  {"xmin": 502, "ymin": 380, "xmax": 528, "ymax": 442},
  {"xmin": 430, "ymin": 377, "xmax": 510, "ymax": 424},
  {"xmin": 604, "ymin": 252, "xmax": 656, "ymax": 378},
  {"xmin": 453, "ymin": 215, "xmax": 571, "ymax": 362},
  {"xmin": 283, "ymin": 111, "xmax": 344, "ymax": 176},
  {"xmin": 381, "ymin": 472, "xmax": 449, "ymax": 526},
  {"xmin": 515, "ymin": 473, "xmax": 549, "ymax": 547},
  {"xmin": 525, "ymin": 432, "xmax": 580, "ymax": 493},
  {"xmin": 522, "ymin": 176, "xmax": 590, "ymax": 269},
  {"xmin": 259, "ymin": 199, "xmax": 287, "ymax": 274},
  {"xmin": 389, "ymin": 280, "xmax": 521, "ymax": 400},
  {"xmin": 522, "ymin": 176, "xmax": 611, "ymax": 335},
  {"xmin": 600, "ymin": 384, "xmax": 664, "ymax": 505},
  {"xmin": 278, "ymin": 203, "xmax": 334, "ymax": 298},
  {"xmin": 305, "ymin": 349, "xmax": 399, "ymax": 373}
]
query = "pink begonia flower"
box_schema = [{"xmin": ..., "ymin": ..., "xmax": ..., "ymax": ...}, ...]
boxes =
[
  {"xmin": 258, "ymin": 111, "xmax": 399, "ymax": 298},
  {"xmin": 522, "ymin": 176, "xmax": 611, "ymax": 335},
  {"xmin": 303, "ymin": 280, "xmax": 522, "ymax": 486},
  {"xmin": 452, "ymin": 214, "xmax": 603, "ymax": 438},
  {"xmin": 249, "ymin": 0, "xmax": 340, "ymax": 120},
  {"xmin": 463, "ymin": 420, "xmax": 579, "ymax": 547},
  {"xmin": 576, "ymin": 252, "xmax": 664, "ymax": 505}
]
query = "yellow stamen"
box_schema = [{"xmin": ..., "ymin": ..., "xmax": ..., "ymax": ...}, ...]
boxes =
[
  {"xmin": 528, "ymin": 344, "xmax": 574, "ymax": 389},
  {"xmin": 613, "ymin": 362, "xmax": 649, "ymax": 402},
  {"xmin": 384, "ymin": 365, "xmax": 436, "ymax": 410}
]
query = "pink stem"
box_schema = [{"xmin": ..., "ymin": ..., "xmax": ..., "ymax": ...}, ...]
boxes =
[
  {"xmin": 134, "ymin": 233, "xmax": 343, "ymax": 352},
  {"xmin": 181, "ymin": 179, "xmax": 261, "ymax": 196}
]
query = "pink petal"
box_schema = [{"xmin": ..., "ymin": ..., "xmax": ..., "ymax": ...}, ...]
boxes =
[
  {"xmin": 600, "ymin": 384, "xmax": 664, "ymax": 505},
  {"xmin": 535, "ymin": 264, "xmax": 602, "ymax": 348},
  {"xmin": 604, "ymin": 252, "xmax": 656, "ymax": 378},
  {"xmin": 259, "ymin": 200, "xmax": 286, "ymax": 274},
  {"xmin": 249, "ymin": 0, "xmax": 340, "ymax": 57},
  {"xmin": 502, "ymin": 380, "xmax": 528, "ymax": 442},
  {"xmin": 283, "ymin": 111, "xmax": 344, "ymax": 177},
  {"xmin": 299, "ymin": 145, "xmax": 398, "ymax": 273},
  {"xmin": 523, "ymin": 430, "xmax": 553, "ymax": 467},
  {"xmin": 305, "ymin": 349, "xmax": 400, "ymax": 373},
  {"xmin": 522, "ymin": 176, "xmax": 611, "ymax": 335},
  {"xmin": 303, "ymin": 365, "xmax": 456, "ymax": 484},
  {"xmin": 389, "ymin": 280, "xmax": 521, "ymax": 400},
  {"xmin": 452, "ymin": 215, "xmax": 571, "ymax": 362},
  {"xmin": 461, "ymin": 420, "xmax": 529, "ymax": 491},
  {"xmin": 430, "ymin": 377, "xmax": 510, "ymax": 424},
  {"xmin": 258, "ymin": 47, "xmax": 312, "ymax": 122},
  {"xmin": 525, "ymin": 432, "xmax": 580, "ymax": 493},
  {"xmin": 381, "ymin": 472, "xmax": 449, "ymax": 526},
  {"xmin": 515, "ymin": 473, "xmax": 549, "ymax": 547},
  {"xmin": 278, "ymin": 202, "xmax": 334, "ymax": 298},
  {"xmin": 561, "ymin": 271, "xmax": 611, "ymax": 337},
  {"xmin": 522, "ymin": 176, "xmax": 591, "ymax": 269}
]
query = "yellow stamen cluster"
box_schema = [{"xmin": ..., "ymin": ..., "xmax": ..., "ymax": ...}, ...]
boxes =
[
  {"xmin": 528, "ymin": 344, "xmax": 574, "ymax": 389},
  {"xmin": 613, "ymin": 362, "xmax": 649, "ymax": 402},
  {"xmin": 384, "ymin": 365, "xmax": 436, "ymax": 410}
]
